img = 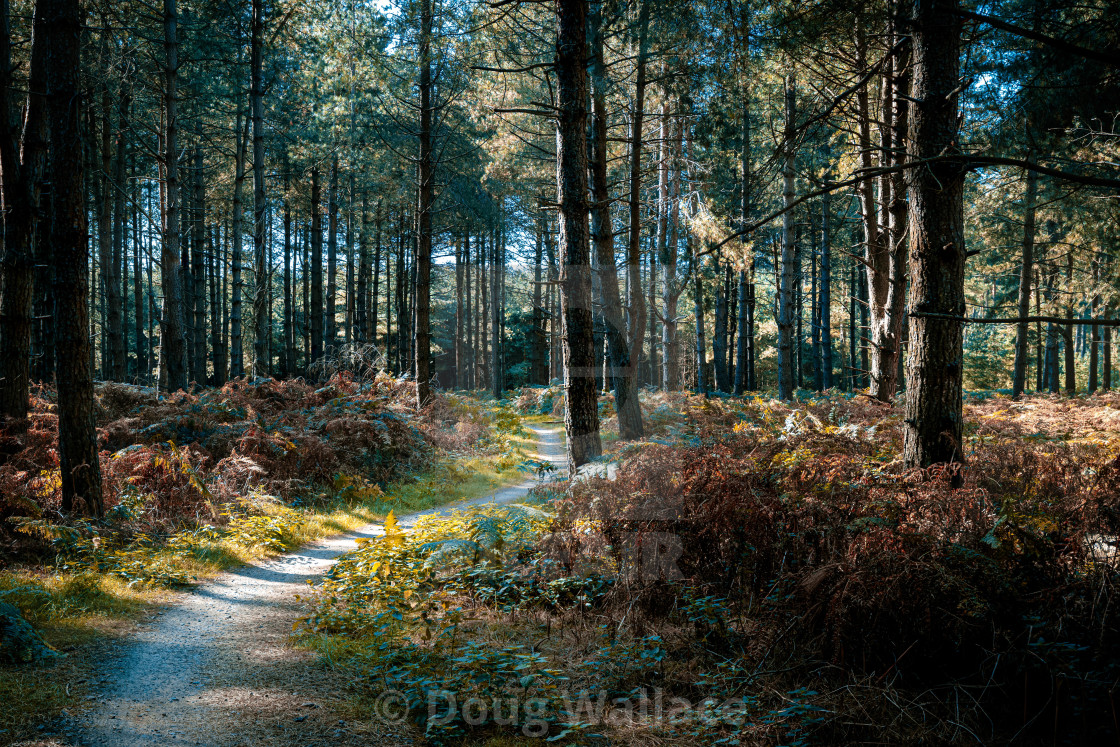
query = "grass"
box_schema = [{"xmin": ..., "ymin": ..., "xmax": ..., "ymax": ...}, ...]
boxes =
[{"xmin": 0, "ymin": 422, "xmax": 546, "ymax": 745}]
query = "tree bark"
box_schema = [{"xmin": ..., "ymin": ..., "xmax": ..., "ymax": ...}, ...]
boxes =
[
  {"xmin": 589, "ymin": 5, "xmax": 642, "ymax": 438},
  {"xmin": 46, "ymin": 0, "xmax": 103, "ymax": 515},
  {"xmin": 190, "ymin": 143, "xmax": 207, "ymax": 381},
  {"xmin": 777, "ymin": 72, "xmax": 797, "ymax": 400},
  {"xmin": 158, "ymin": 0, "xmax": 188, "ymax": 392},
  {"xmin": 0, "ymin": 0, "xmax": 48, "ymax": 418},
  {"xmin": 625, "ymin": 0, "xmax": 649, "ymax": 395},
  {"xmin": 251, "ymin": 0, "xmax": 268, "ymax": 376},
  {"xmin": 555, "ymin": 0, "xmax": 601, "ymax": 472},
  {"xmin": 714, "ymin": 265, "xmax": 729, "ymax": 392},
  {"xmin": 414, "ymin": 0, "xmax": 434, "ymax": 406},
  {"xmin": 326, "ymin": 159, "xmax": 339, "ymax": 349},
  {"xmin": 229, "ymin": 112, "xmax": 249, "ymax": 379},
  {"xmin": 902, "ymin": 0, "xmax": 966, "ymax": 470},
  {"xmin": 1011, "ymin": 166, "xmax": 1038, "ymax": 398},
  {"xmin": 282, "ymin": 160, "xmax": 294, "ymax": 376},
  {"xmin": 310, "ymin": 168, "xmax": 324, "ymax": 370}
]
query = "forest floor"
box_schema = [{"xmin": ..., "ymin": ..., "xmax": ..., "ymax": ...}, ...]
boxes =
[
  {"xmin": 9, "ymin": 385, "xmax": 1120, "ymax": 745},
  {"xmin": 16, "ymin": 424, "xmax": 564, "ymax": 747}
]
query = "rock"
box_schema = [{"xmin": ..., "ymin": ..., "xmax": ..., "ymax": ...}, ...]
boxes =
[{"xmin": 0, "ymin": 601, "xmax": 62, "ymax": 665}]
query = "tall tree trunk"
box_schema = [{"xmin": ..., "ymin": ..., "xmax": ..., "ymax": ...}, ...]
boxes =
[
  {"xmin": 414, "ymin": 0, "xmax": 434, "ymax": 406},
  {"xmin": 283, "ymin": 162, "xmax": 294, "ymax": 376},
  {"xmin": 371, "ymin": 200, "xmax": 382, "ymax": 347},
  {"xmin": 1064, "ymin": 250, "xmax": 1075, "ymax": 394},
  {"xmin": 132, "ymin": 155, "xmax": 146, "ymax": 382},
  {"xmin": 310, "ymin": 168, "xmax": 324, "ymax": 369},
  {"xmin": 0, "ymin": 0, "xmax": 48, "ymax": 418},
  {"xmin": 820, "ymin": 185, "xmax": 833, "ymax": 389},
  {"xmin": 849, "ymin": 258, "xmax": 857, "ymax": 390},
  {"xmin": 531, "ymin": 204, "xmax": 546, "ymax": 385},
  {"xmin": 859, "ymin": 15, "xmax": 906, "ymax": 402},
  {"xmin": 714, "ymin": 265, "xmax": 729, "ymax": 392},
  {"xmin": 394, "ymin": 208, "xmax": 406, "ymax": 374},
  {"xmin": 345, "ymin": 174, "xmax": 355, "ymax": 346},
  {"xmin": 692, "ymin": 232, "xmax": 707, "ymax": 395},
  {"xmin": 625, "ymin": 0, "xmax": 650, "ymax": 391},
  {"xmin": 230, "ymin": 112, "xmax": 248, "ymax": 378},
  {"xmin": 733, "ymin": 4, "xmax": 754, "ymax": 395},
  {"xmin": 159, "ymin": 0, "xmax": 188, "ymax": 392},
  {"xmin": 811, "ymin": 210, "xmax": 822, "ymax": 390},
  {"xmin": 1104, "ymin": 325, "xmax": 1112, "ymax": 391},
  {"xmin": 777, "ymin": 72, "xmax": 797, "ymax": 400},
  {"xmin": 357, "ymin": 191, "xmax": 370, "ymax": 344},
  {"xmin": 884, "ymin": 13, "xmax": 911, "ymax": 396},
  {"xmin": 251, "ymin": 0, "xmax": 268, "ymax": 376},
  {"xmin": 589, "ymin": 5, "xmax": 642, "ymax": 438},
  {"xmin": 101, "ymin": 82, "xmax": 126, "ymax": 382},
  {"xmin": 211, "ymin": 224, "xmax": 227, "ymax": 384},
  {"xmin": 46, "ymin": 0, "xmax": 103, "ymax": 515},
  {"xmin": 191, "ymin": 144, "xmax": 207, "ymax": 381},
  {"xmin": 326, "ymin": 158, "xmax": 339, "ymax": 349},
  {"xmin": 1089, "ymin": 258, "xmax": 1100, "ymax": 393},
  {"xmin": 1011, "ymin": 166, "xmax": 1038, "ymax": 398},
  {"xmin": 491, "ymin": 220, "xmax": 503, "ymax": 398},
  {"xmin": 902, "ymin": 0, "xmax": 966, "ymax": 469},
  {"xmin": 555, "ymin": 0, "xmax": 602, "ymax": 472},
  {"xmin": 661, "ymin": 113, "xmax": 684, "ymax": 391}
]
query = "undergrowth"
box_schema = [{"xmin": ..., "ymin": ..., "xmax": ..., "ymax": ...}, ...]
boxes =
[
  {"xmin": 303, "ymin": 388, "xmax": 1120, "ymax": 746},
  {"xmin": 0, "ymin": 374, "xmax": 539, "ymax": 744}
]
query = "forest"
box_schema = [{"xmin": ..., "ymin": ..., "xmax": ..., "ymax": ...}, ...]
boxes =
[{"xmin": 1, "ymin": 0, "xmax": 1119, "ymax": 743}]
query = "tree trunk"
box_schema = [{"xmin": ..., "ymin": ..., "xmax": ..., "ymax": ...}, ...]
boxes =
[
  {"xmin": 46, "ymin": 0, "xmax": 103, "ymax": 515},
  {"xmin": 1104, "ymin": 325, "xmax": 1112, "ymax": 391},
  {"xmin": 1090, "ymin": 259, "xmax": 1100, "ymax": 393},
  {"xmin": 859, "ymin": 15, "xmax": 907, "ymax": 402},
  {"xmin": 1064, "ymin": 250, "xmax": 1075, "ymax": 395},
  {"xmin": 211, "ymin": 224, "xmax": 227, "ymax": 384},
  {"xmin": 692, "ymin": 232, "xmax": 707, "ymax": 396},
  {"xmin": 371, "ymin": 200, "xmax": 382, "ymax": 346},
  {"xmin": 884, "ymin": 13, "xmax": 911, "ymax": 396},
  {"xmin": 777, "ymin": 72, "xmax": 797, "ymax": 401},
  {"xmin": 1012, "ymin": 166, "xmax": 1038, "ymax": 398},
  {"xmin": 625, "ymin": 0, "xmax": 650, "ymax": 390},
  {"xmin": 345, "ymin": 175, "xmax": 355, "ymax": 346},
  {"xmin": 555, "ymin": 0, "xmax": 602, "ymax": 472},
  {"xmin": 491, "ymin": 219, "xmax": 503, "ymax": 398},
  {"xmin": 902, "ymin": 0, "xmax": 966, "ymax": 470},
  {"xmin": 326, "ymin": 159, "xmax": 339, "ymax": 350},
  {"xmin": 589, "ymin": 5, "xmax": 642, "ymax": 438},
  {"xmin": 283, "ymin": 161, "xmax": 294, "ymax": 376},
  {"xmin": 0, "ymin": 0, "xmax": 48, "ymax": 418},
  {"xmin": 159, "ymin": 0, "xmax": 188, "ymax": 392},
  {"xmin": 251, "ymin": 0, "xmax": 268, "ymax": 376},
  {"xmin": 714, "ymin": 265, "xmax": 729, "ymax": 392},
  {"xmin": 820, "ymin": 179, "xmax": 833, "ymax": 389},
  {"xmin": 190, "ymin": 144, "xmax": 207, "ymax": 381},
  {"xmin": 310, "ymin": 168, "xmax": 324, "ymax": 370},
  {"xmin": 132, "ymin": 155, "xmax": 146, "ymax": 383},
  {"xmin": 414, "ymin": 0, "xmax": 433, "ymax": 405},
  {"xmin": 230, "ymin": 112, "xmax": 248, "ymax": 379},
  {"xmin": 357, "ymin": 191, "xmax": 370, "ymax": 345},
  {"xmin": 531, "ymin": 204, "xmax": 546, "ymax": 385},
  {"xmin": 102, "ymin": 84, "xmax": 126, "ymax": 382}
]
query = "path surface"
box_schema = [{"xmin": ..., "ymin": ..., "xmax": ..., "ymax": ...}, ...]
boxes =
[{"xmin": 64, "ymin": 424, "xmax": 565, "ymax": 747}]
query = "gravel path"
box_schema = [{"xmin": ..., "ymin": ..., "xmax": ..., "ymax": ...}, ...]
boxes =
[{"xmin": 66, "ymin": 424, "xmax": 565, "ymax": 747}]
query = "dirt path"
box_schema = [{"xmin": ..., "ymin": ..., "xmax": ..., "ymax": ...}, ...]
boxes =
[{"xmin": 63, "ymin": 424, "xmax": 565, "ymax": 747}]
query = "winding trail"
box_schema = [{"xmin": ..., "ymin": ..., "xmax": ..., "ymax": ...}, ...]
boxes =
[{"xmin": 67, "ymin": 424, "xmax": 565, "ymax": 747}]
